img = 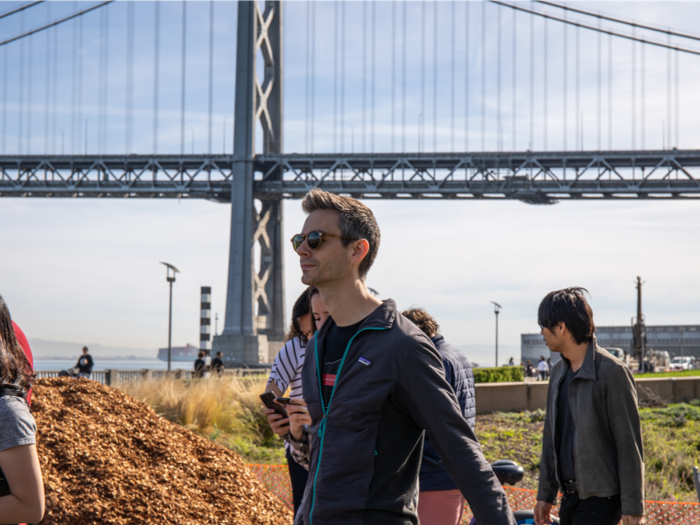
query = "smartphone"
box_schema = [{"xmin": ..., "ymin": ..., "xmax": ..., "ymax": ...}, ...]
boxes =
[
  {"xmin": 260, "ymin": 391, "xmax": 288, "ymax": 419},
  {"xmin": 275, "ymin": 397, "xmax": 301, "ymax": 405}
]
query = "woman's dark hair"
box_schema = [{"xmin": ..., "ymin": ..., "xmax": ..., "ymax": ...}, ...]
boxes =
[
  {"xmin": 538, "ymin": 287, "xmax": 595, "ymax": 345},
  {"xmin": 0, "ymin": 295, "xmax": 34, "ymax": 394},
  {"xmin": 286, "ymin": 287, "xmax": 317, "ymax": 344}
]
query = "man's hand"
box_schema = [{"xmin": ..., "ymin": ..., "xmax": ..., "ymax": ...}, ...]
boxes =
[
  {"xmin": 622, "ymin": 515, "xmax": 645, "ymax": 525},
  {"xmin": 263, "ymin": 408, "xmax": 290, "ymax": 438},
  {"xmin": 534, "ymin": 500, "xmax": 553, "ymax": 525},
  {"xmin": 286, "ymin": 399, "xmax": 312, "ymax": 441}
]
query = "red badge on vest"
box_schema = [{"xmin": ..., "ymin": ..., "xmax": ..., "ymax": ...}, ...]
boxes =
[{"xmin": 322, "ymin": 374, "xmax": 337, "ymax": 386}]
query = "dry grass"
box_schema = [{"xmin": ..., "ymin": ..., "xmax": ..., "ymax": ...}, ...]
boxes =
[{"xmin": 115, "ymin": 375, "xmax": 286, "ymax": 464}]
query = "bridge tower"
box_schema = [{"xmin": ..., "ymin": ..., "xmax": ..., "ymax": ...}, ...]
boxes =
[{"xmin": 212, "ymin": 1, "xmax": 286, "ymax": 366}]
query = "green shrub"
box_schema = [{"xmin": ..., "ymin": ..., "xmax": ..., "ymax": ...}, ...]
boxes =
[{"xmin": 473, "ymin": 366, "xmax": 524, "ymax": 384}]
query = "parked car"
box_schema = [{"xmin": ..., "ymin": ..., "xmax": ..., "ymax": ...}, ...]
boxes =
[{"xmin": 669, "ymin": 356, "xmax": 696, "ymax": 371}]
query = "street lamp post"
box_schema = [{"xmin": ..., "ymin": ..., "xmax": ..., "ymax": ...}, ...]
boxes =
[
  {"xmin": 490, "ymin": 301, "xmax": 502, "ymax": 367},
  {"xmin": 160, "ymin": 262, "xmax": 180, "ymax": 372}
]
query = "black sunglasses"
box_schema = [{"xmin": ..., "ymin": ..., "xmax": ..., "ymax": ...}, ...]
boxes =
[{"xmin": 290, "ymin": 231, "xmax": 353, "ymax": 250}]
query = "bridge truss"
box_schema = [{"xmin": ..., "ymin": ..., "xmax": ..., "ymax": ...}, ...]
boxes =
[{"xmin": 2, "ymin": 150, "xmax": 700, "ymax": 204}]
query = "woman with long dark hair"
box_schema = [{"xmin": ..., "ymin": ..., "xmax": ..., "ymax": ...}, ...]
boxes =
[
  {"xmin": 264, "ymin": 287, "xmax": 317, "ymax": 517},
  {"xmin": 0, "ymin": 295, "xmax": 44, "ymax": 524}
]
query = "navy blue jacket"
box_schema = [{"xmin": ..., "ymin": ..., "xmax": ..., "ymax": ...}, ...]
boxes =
[{"xmin": 420, "ymin": 335, "xmax": 476, "ymax": 492}]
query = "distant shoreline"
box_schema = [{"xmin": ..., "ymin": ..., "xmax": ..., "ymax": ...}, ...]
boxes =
[{"xmin": 34, "ymin": 357, "xmax": 157, "ymax": 361}]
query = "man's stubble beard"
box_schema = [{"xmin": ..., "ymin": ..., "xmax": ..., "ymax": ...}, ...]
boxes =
[{"xmin": 300, "ymin": 258, "xmax": 347, "ymax": 288}]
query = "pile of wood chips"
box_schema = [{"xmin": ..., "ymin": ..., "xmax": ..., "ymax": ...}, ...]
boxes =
[{"xmin": 32, "ymin": 378, "xmax": 293, "ymax": 525}]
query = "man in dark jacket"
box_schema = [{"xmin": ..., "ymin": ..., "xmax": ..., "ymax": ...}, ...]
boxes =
[
  {"xmin": 402, "ymin": 308, "xmax": 475, "ymax": 525},
  {"xmin": 76, "ymin": 346, "xmax": 93, "ymax": 379},
  {"xmin": 286, "ymin": 189, "xmax": 514, "ymax": 525},
  {"xmin": 534, "ymin": 288, "xmax": 644, "ymax": 525}
]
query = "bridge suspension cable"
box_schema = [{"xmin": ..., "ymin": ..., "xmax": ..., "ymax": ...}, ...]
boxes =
[
  {"xmin": 0, "ymin": 1, "xmax": 113, "ymax": 47},
  {"xmin": 536, "ymin": 1, "xmax": 700, "ymax": 42},
  {"xmin": 0, "ymin": 1, "xmax": 44, "ymax": 22},
  {"xmin": 491, "ymin": 1, "xmax": 700, "ymax": 57}
]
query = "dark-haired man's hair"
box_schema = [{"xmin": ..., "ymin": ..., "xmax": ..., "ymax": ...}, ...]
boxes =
[
  {"xmin": 286, "ymin": 287, "xmax": 317, "ymax": 344},
  {"xmin": 301, "ymin": 189, "xmax": 381, "ymax": 279},
  {"xmin": 0, "ymin": 295, "xmax": 34, "ymax": 395},
  {"xmin": 401, "ymin": 308, "xmax": 440, "ymax": 338},
  {"xmin": 538, "ymin": 287, "xmax": 595, "ymax": 345}
]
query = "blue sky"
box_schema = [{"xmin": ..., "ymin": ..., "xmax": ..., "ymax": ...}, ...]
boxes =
[{"xmin": 1, "ymin": 1, "xmax": 700, "ymax": 365}]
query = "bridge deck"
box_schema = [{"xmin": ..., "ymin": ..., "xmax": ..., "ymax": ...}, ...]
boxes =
[{"xmin": 1, "ymin": 151, "xmax": 699, "ymax": 204}]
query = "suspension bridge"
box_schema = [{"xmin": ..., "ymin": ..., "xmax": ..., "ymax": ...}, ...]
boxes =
[{"xmin": 1, "ymin": 1, "xmax": 699, "ymax": 364}]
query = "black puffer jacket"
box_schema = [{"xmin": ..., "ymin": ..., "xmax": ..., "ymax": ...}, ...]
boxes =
[
  {"xmin": 296, "ymin": 300, "xmax": 514, "ymax": 525},
  {"xmin": 420, "ymin": 335, "xmax": 476, "ymax": 491}
]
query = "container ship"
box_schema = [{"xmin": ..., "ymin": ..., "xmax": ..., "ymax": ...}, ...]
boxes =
[{"xmin": 157, "ymin": 344, "xmax": 199, "ymax": 362}]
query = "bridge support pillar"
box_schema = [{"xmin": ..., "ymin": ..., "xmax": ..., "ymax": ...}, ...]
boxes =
[{"xmin": 212, "ymin": 0, "xmax": 285, "ymax": 367}]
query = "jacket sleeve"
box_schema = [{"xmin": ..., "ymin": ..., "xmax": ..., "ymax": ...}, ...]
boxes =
[
  {"xmin": 607, "ymin": 365, "xmax": 645, "ymax": 516},
  {"xmin": 397, "ymin": 340, "xmax": 516, "ymax": 525},
  {"xmin": 537, "ymin": 381, "xmax": 559, "ymax": 504}
]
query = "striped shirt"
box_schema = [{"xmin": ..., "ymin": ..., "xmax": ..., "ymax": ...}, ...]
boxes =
[{"xmin": 269, "ymin": 336, "xmax": 306, "ymax": 400}]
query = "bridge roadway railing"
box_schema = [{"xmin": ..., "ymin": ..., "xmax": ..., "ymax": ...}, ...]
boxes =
[{"xmin": 2, "ymin": 150, "xmax": 700, "ymax": 203}]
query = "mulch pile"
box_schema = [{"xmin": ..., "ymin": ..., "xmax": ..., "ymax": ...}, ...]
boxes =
[{"xmin": 32, "ymin": 378, "xmax": 293, "ymax": 525}]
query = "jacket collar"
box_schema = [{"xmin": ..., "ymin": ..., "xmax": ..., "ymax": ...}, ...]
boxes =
[
  {"xmin": 570, "ymin": 336, "xmax": 598, "ymax": 381},
  {"xmin": 431, "ymin": 334, "xmax": 445, "ymax": 345},
  {"xmin": 317, "ymin": 299, "xmax": 398, "ymax": 339}
]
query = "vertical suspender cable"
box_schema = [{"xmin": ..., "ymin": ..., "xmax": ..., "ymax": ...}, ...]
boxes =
[
  {"xmin": 512, "ymin": 8, "xmax": 516, "ymax": 151},
  {"xmin": 529, "ymin": 11, "xmax": 534, "ymax": 150},
  {"xmin": 497, "ymin": 5, "xmax": 501, "ymax": 151},
  {"xmin": 465, "ymin": 2, "xmax": 469, "ymax": 152},
  {"xmin": 543, "ymin": 17, "xmax": 547, "ymax": 151},
  {"xmin": 340, "ymin": 1, "xmax": 345, "ymax": 153},
  {"xmin": 153, "ymin": 2, "xmax": 160, "ymax": 154},
  {"xmin": 27, "ymin": 28, "xmax": 34, "ymax": 153},
  {"xmin": 126, "ymin": 2, "xmax": 134, "ymax": 154},
  {"xmin": 18, "ymin": 12, "xmax": 25, "ymax": 154},
  {"xmin": 104, "ymin": 7, "xmax": 109, "ymax": 153},
  {"xmin": 563, "ymin": 11, "xmax": 567, "ymax": 151},
  {"xmin": 481, "ymin": 2, "xmax": 485, "ymax": 152},
  {"xmin": 388, "ymin": 0, "xmax": 396, "ymax": 152},
  {"xmin": 71, "ymin": 7, "xmax": 76, "ymax": 154},
  {"xmin": 597, "ymin": 17, "xmax": 601, "ymax": 150},
  {"xmin": 208, "ymin": 1, "xmax": 214, "ymax": 155},
  {"xmin": 402, "ymin": 1, "xmax": 406, "ymax": 153},
  {"xmin": 575, "ymin": 25, "xmax": 579, "ymax": 151},
  {"xmin": 631, "ymin": 26, "xmax": 635, "ymax": 151},
  {"xmin": 180, "ymin": 1, "xmax": 186, "ymax": 155},
  {"xmin": 666, "ymin": 32, "xmax": 671, "ymax": 149},
  {"xmin": 608, "ymin": 32, "xmax": 612, "ymax": 150},
  {"xmin": 433, "ymin": 2, "xmax": 437, "ymax": 152},
  {"xmin": 51, "ymin": 15, "xmax": 58, "ymax": 154},
  {"xmin": 311, "ymin": 2, "xmax": 315, "ymax": 154},
  {"xmin": 333, "ymin": 3, "xmax": 337, "ymax": 153},
  {"xmin": 304, "ymin": 0, "xmax": 311, "ymax": 153},
  {"xmin": 44, "ymin": 3, "xmax": 50, "ymax": 154},
  {"xmin": 98, "ymin": 7, "xmax": 104, "ymax": 153},
  {"xmin": 675, "ymin": 48, "xmax": 679, "ymax": 148},
  {"xmin": 362, "ymin": 0, "xmax": 372, "ymax": 151},
  {"xmin": 371, "ymin": 1, "xmax": 375, "ymax": 153},
  {"xmin": 641, "ymin": 41, "xmax": 645, "ymax": 150},
  {"xmin": 421, "ymin": 0, "xmax": 425, "ymax": 153},
  {"xmin": 78, "ymin": 15, "xmax": 83, "ymax": 154},
  {"xmin": 1, "ymin": 46, "xmax": 6, "ymax": 154},
  {"xmin": 451, "ymin": 2, "xmax": 455, "ymax": 151}
]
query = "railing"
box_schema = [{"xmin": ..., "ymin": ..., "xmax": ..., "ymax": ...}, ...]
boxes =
[{"xmin": 34, "ymin": 366, "xmax": 270, "ymax": 386}]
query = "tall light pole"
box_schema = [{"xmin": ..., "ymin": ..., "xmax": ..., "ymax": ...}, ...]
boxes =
[
  {"xmin": 491, "ymin": 301, "xmax": 502, "ymax": 367},
  {"xmin": 160, "ymin": 262, "xmax": 179, "ymax": 372}
]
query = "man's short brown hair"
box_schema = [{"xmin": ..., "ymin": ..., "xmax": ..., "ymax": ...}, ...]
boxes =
[
  {"xmin": 401, "ymin": 308, "xmax": 439, "ymax": 338},
  {"xmin": 301, "ymin": 189, "xmax": 381, "ymax": 279}
]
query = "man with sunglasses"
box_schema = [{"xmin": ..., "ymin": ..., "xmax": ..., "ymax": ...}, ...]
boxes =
[{"xmin": 286, "ymin": 189, "xmax": 515, "ymax": 525}]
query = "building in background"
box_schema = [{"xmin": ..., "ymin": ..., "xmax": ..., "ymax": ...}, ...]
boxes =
[{"xmin": 522, "ymin": 325, "xmax": 700, "ymax": 365}]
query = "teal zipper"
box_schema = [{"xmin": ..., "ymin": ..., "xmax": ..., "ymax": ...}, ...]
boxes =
[{"xmin": 308, "ymin": 326, "xmax": 387, "ymax": 525}]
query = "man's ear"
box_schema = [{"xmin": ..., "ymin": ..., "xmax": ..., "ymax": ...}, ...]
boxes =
[
  {"xmin": 349, "ymin": 238, "xmax": 370, "ymax": 267},
  {"xmin": 554, "ymin": 322, "xmax": 567, "ymax": 337}
]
